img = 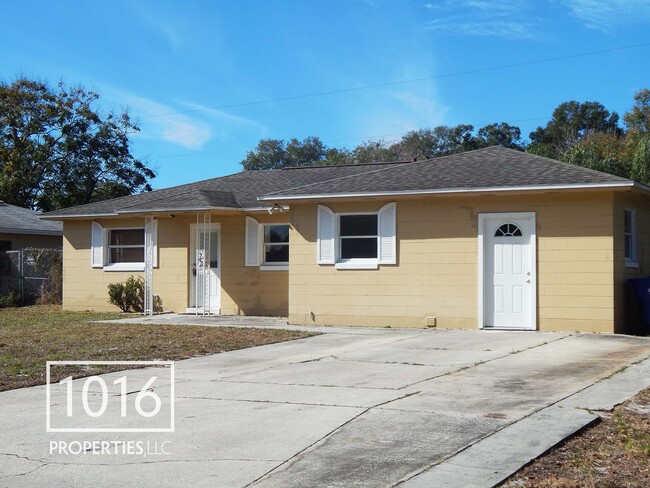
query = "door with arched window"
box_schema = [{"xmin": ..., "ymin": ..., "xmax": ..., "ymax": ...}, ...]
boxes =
[{"xmin": 479, "ymin": 213, "xmax": 536, "ymax": 330}]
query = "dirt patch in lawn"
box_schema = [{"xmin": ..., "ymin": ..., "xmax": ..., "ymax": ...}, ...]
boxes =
[
  {"xmin": 501, "ymin": 386, "xmax": 650, "ymax": 488},
  {"xmin": 0, "ymin": 305, "xmax": 315, "ymax": 391}
]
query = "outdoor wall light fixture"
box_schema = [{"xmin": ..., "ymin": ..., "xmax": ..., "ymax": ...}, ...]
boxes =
[{"xmin": 267, "ymin": 204, "xmax": 285, "ymax": 214}]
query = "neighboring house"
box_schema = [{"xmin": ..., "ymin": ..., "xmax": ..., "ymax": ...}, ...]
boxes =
[
  {"xmin": 42, "ymin": 147, "xmax": 650, "ymax": 333},
  {"xmin": 0, "ymin": 201, "xmax": 62, "ymax": 251}
]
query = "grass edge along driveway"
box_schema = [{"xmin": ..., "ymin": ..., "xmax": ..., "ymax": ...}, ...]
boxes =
[{"xmin": 0, "ymin": 305, "xmax": 314, "ymax": 391}]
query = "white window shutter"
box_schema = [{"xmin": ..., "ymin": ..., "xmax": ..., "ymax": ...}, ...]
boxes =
[
  {"xmin": 91, "ymin": 221, "xmax": 104, "ymax": 268},
  {"xmin": 317, "ymin": 205, "xmax": 336, "ymax": 264},
  {"xmin": 153, "ymin": 219, "xmax": 159, "ymax": 267},
  {"xmin": 378, "ymin": 202, "xmax": 397, "ymax": 265},
  {"xmin": 245, "ymin": 216, "xmax": 260, "ymax": 266}
]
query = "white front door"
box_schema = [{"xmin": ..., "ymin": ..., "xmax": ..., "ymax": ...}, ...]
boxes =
[
  {"xmin": 188, "ymin": 224, "xmax": 220, "ymax": 313},
  {"xmin": 480, "ymin": 213, "xmax": 536, "ymax": 330}
]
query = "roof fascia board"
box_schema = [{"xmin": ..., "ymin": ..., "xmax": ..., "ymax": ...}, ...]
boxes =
[
  {"xmin": 40, "ymin": 206, "xmax": 281, "ymax": 219},
  {"xmin": 0, "ymin": 228, "xmax": 62, "ymax": 236},
  {"xmin": 632, "ymin": 181, "xmax": 650, "ymax": 193},
  {"xmin": 259, "ymin": 181, "xmax": 635, "ymax": 202},
  {"xmin": 115, "ymin": 206, "xmax": 273, "ymax": 214},
  {"xmin": 39, "ymin": 213, "xmax": 119, "ymax": 220}
]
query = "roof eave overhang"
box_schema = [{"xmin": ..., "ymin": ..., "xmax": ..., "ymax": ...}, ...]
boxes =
[
  {"xmin": 39, "ymin": 206, "xmax": 279, "ymax": 220},
  {"xmin": 259, "ymin": 181, "xmax": 637, "ymax": 202},
  {"xmin": 0, "ymin": 227, "xmax": 63, "ymax": 236}
]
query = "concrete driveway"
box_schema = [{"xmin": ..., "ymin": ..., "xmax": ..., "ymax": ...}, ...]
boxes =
[{"xmin": 1, "ymin": 322, "xmax": 649, "ymax": 488}]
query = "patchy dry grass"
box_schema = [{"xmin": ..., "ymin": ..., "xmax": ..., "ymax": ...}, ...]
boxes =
[
  {"xmin": 501, "ymin": 387, "xmax": 650, "ymax": 488},
  {"xmin": 0, "ymin": 306, "xmax": 314, "ymax": 391}
]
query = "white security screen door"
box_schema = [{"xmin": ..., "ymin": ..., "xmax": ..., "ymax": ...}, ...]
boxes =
[
  {"xmin": 189, "ymin": 224, "xmax": 220, "ymax": 313},
  {"xmin": 480, "ymin": 213, "xmax": 536, "ymax": 330}
]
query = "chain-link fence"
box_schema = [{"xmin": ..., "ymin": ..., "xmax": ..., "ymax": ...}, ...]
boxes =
[{"xmin": 0, "ymin": 248, "xmax": 62, "ymax": 306}]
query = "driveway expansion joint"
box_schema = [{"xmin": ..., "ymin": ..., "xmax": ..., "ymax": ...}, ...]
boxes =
[{"xmin": 246, "ymin": 390, "xmax": 420, "ymax": 487}]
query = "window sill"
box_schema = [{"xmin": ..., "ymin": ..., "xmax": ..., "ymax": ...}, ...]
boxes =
[
  {"xmin": 260, "ymin": 265, "xmax": 288, "ymax": 271},
  {"xmin": 625, "ymin": 261, "xmax": 639, "ymax": 269},
  {"xmin": 103, "ymin": 263, "xmax": 145, "ymax": 272},
  {"xmin": 335, "ymin": 259, "xmax": 378, "ymax": 270}
]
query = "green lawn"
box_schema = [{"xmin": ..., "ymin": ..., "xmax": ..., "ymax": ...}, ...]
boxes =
[{"xmin": 0, "ymin": 305, "xmax": 314, "ymax": 391}]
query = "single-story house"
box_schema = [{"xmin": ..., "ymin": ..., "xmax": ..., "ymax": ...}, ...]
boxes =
[
  {"xmin": 42, "ymin": 146, "xmax": 650, "ymax": 333},
  {"xmin": 0, "ymin": 200, "xmax": 63, "ymax": 251}
]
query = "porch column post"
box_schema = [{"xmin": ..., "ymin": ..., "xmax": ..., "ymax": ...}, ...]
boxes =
[
  {"xmin": 195, "ymin": 212, "xmax": 211, "ymax": 316},
  {"xmin": 144, "ymin": 215, "xmax": 155, "ymax": 316}
]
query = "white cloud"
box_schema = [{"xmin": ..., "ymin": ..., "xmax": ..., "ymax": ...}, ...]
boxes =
[
  {"xmin": 421, "ymin": 0, "xmax": 538, "ymax": 39},
  {"xmin": 425, "ymin": 18, "xmax": 535, "ymax": 39},
  {"xmin": 98, "ymin": 83, "xmax": 272, "ymax": 150},
  {"xmin": 560, "ymin": 0, "xmax": 650, "ymax": 30},
  {"xmin": 127, "ymin": 97, "xmax": 213, "ymax": 150},
  {"xmin": 99, "ymin": 88, "xmax": 214, "ymax": 150}
]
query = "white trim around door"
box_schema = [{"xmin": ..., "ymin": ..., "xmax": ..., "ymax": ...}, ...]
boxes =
[
  {"xmin": 187, "ymin": 223, "xmax": 221, "ymax": 314},
  {"xmin": 478, "ymin": 212, "xmax": 537, "ymax": 330}
]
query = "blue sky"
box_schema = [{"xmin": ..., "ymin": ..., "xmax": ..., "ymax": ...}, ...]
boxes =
[{"xmin": 2, "ymin": 1, "xmax": 650, "ymax": 189}]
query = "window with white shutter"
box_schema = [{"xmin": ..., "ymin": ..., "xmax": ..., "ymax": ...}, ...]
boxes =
[
  {"xmin": 316, "ymin": 203, "xmax": 397, "ymax": 269},
  {"xmin": 245, "ymin": 216, "xmax": 261, "ymax": 266},
  {"xmin": 92, "ymin": 220, "xmax": 157, "ymax": 271},
  {"xmin": 317, "ymin": 205, "xmax": 336, "ymax": 264},
  {"xmin": 91, "ymin": 221, "xmax": 104, "ymax": 268}
]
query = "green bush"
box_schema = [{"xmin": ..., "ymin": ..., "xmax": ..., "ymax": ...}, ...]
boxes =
[
  {"xmin": 0, "ymin": 292, "xmax": 20, "ymax": 308},
  {"xmin": 107, "ymin": 276, "xmax": 144, "ymax": 313}
]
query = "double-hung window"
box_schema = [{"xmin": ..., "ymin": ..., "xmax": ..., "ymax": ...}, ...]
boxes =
[
  {"xmin": 263, "ymin": 224, "xmax": 289, "ymax": 265},
  {"xmin": 244, "ymin": 218, "xmax": 290, "ymax": 270},
  {"xmin": 317, "ymin": 203, "xmax": 396, "ymax": 269},
  {"xmin": 624, "ymin": 208, "xmax": 638, "ymax": 267},
  {"xmin": 339, "ymin": 215, "xmax": 378, "ymax": 260},
  {"xmin": 91, "ymin": 221, "xmax": 157, "ymax": 271},
  {"xmin": 108, "ymin": 229, "xmax": 145, "ymax": 264}
]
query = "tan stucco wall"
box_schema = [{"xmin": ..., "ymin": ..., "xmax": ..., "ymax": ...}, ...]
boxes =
[
  {"xmin": 0, "ymin": 232, "xmax": 62, "ymax": 250},
  {"xmin": 62, "ymin": 213, "xmax": 288, "ymax": 315},
  {"xmin": 288, "ymin": 192, "xmax": 616, "ymax": 333},
  {"xmin": 613, "ymin": 191, "xmax": 650, "ymax": 333}
]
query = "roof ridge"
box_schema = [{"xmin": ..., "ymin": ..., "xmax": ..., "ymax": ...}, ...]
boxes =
[{"xmin": 280, "ymin": 160, "xmax": 417, "ymax": 170}]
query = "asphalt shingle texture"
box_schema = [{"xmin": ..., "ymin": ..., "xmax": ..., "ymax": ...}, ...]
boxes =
[
  {"xmin": 43, "ymin": 162, "xmax": 407, "ymax": 217},
  {"xmin": 0, "ymin": 201, "xmax": 63, "ymax": 234},
  {"xmin": 42, "ymin": 147, "xmax": 632, "ymax": 218},
  {"xmin": 260, "ymin": 146, "xmax": 631, "ymax": 198}
]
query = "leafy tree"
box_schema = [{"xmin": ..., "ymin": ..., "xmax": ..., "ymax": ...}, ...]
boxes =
[
  {"xmin": 624, "ymin": 89, "xmax": 650, "ymax": 134},
  {"xmin": 549, "ymin": 90, "xmax": 650, "ymax": 185},
  {"xmin": 393, "ymin": 125, "xmax": 477, "ymax": 161},
  {"xmin": 324, "ymin": 147, "xmax": 351, "ymax": 165},
  {"xmin": 241, "ymin": 136, "xmax": 337, "ymax": 170},
  {"xmin": 350, "ymin": 140, "xmax": 395, "ymax": 164},
  {"xmin": 529, "ymin": 101, "xmax": 620, "ymax": 158},
  {"xmin": 242, "ymin": 122, "xmax": 526, "ymax": 170},
  {"xmin": 561, "ymin": 132, "xmax": 630, "ymax": 179},
  {"xmin": 630, "ymin": 134, "xmax": 650, "ymax": 184},
  {"xmin": 624, "ymin": 90, "xmax": 650, "ymax": 184},
  {"xmin": 476, "ymin": 122, "xmax": 524, "ymax": 150},
  {"xmin": 0, "ymin": 78, "xmax": 154, "ymax": 211}
]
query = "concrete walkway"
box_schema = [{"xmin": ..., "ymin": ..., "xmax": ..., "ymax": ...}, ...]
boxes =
[{"xmin": 0, "ymin": 318, "xmax": 649, "ymax": 488}]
